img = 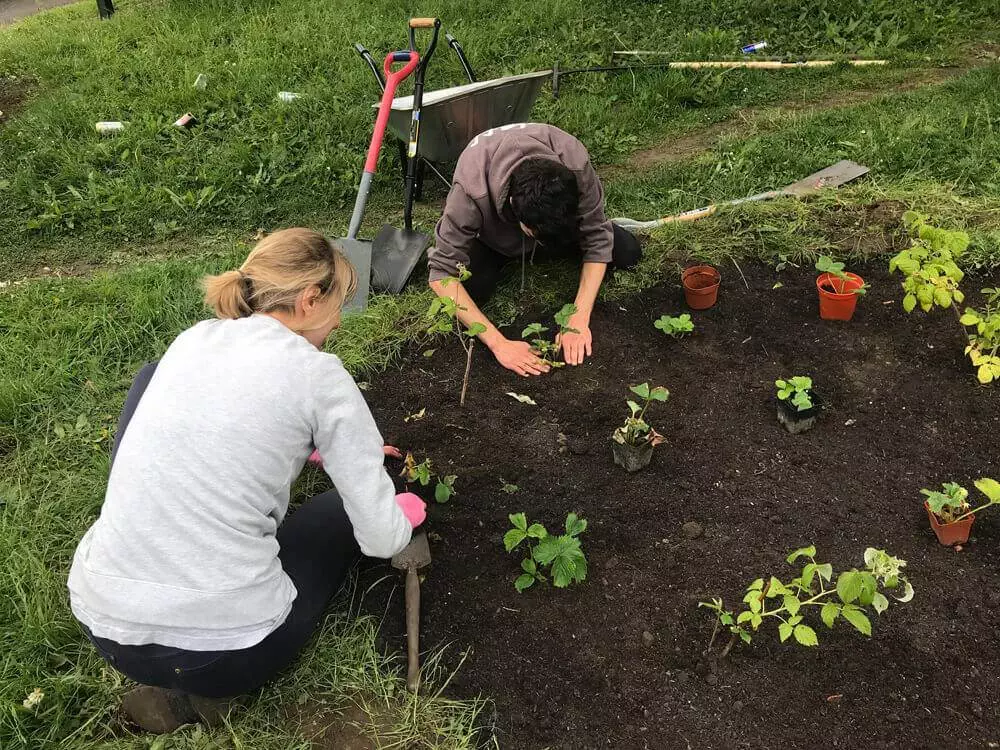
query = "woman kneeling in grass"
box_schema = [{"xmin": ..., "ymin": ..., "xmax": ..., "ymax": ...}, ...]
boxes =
[{"xmin": 67, "ymin": 228, "xmax": 425, "ymax": 732}]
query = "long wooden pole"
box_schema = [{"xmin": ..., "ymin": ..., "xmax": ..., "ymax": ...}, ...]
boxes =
[{"xmin": 610, "ymin": 58, "xmax": 888, "ymax": 70}]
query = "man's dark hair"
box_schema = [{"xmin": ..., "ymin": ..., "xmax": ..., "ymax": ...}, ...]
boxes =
[{"xmin": 508, "ymin": 158, "xmax": 580, "ymax": 249}]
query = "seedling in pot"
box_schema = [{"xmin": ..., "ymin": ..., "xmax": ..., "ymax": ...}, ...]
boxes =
[
  {"xmin": 654, "ymin": 314, "xmax": 694, "ymax": 338},
  {"xmin": 815, "ymin": 255, "xmax": 867, "ymax": 321},
  {"xmin": 699, "ymin": 545, "xmax": 914, "ymax": 657},
  {"xmin": 400, "ymin": 452, "xmax": 458, "ymax": 504},
  {"xmin": 775, "ymin": 376, "xmax": 819, "ymax": 434},
  {"xmin": 427, "ymin": 265, "xmax": 487, "ymax": 406},
  {"xmin": 815, "ymin": 256, "xmax": 867, "ymax": 295},
  {"xmin": 611, "ymin": 383, "xmax": 668, "ymax": 472},
  {"xmin": 521, "ymin": 303, "xmax": 579, "ymax": 368},
  {"xmin": 504, "ymin": 512, "xmax": 588, "ymax": 592},
  {"xmin": 922, "ymin": 478, "xmax": 1000, "ymax": 547}
]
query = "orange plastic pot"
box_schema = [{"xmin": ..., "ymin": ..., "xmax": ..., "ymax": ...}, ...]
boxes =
[
  {"xmin": 924, "ymin": 501, "xmax": 975, "ymax": 546},
  {"xmin": 682, "ymin": 265, "xmax": 721, "ymax": 310},
  {"xmin": 816, "ymin": 272, "xmax": 864, "ymax": 321}
]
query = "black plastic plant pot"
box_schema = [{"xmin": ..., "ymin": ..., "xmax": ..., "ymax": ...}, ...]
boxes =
[
  {"xmin": 776, "ymin": 391, "xmax": 822, "ymax": 434},
  {"xmin": 612, "ymin": 439, "xmax": 654, "ymax": 472}
]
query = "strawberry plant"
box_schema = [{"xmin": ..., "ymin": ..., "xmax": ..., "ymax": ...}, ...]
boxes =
[
  {"xmin": 923, "ymin": 478, "xmax": 1000, "ymax": 524},
  {"xmin": 521, "ymin": 303, "xmax": 579, "ymax": 367},
  {"xmin": 504, "ymin": 512, "xmax": 588, "ymax": 592},
  {"xmin": 400, "ymin": 452, "xmax": 457, "ymax": 504},
  {"xmin": 427, "ymin": 264, "xmax": 487, "ymax": 406},
  {"xmin": 816, "ymin": 255, "xmax": 867, "ymax": 295},
  {"xmin": 699, "ymin": 545, "xmax": 914, "ymax": 656},
  {"xmin": 960, "ymin": 287, "xmax": 1000, "ymax": 384},
  {"xmin": 612, "ymin": 383, "xmax": 668, "ymax": 447},
  {"xmin": 654, "ymin": 314, "xmax": 694, "ymax": 338},
  {"xmin": 775, "ymin": 376, "xmax": 814, "ymax": 411}
]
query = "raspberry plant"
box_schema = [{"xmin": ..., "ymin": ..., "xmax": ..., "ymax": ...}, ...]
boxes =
[
  {"xmin": 923, "ymin": 478, "xmax": 1000, "ymax": 524},
  {"xmin": 960, "ymin": 288, "xmax": 1000, "ymax": 384},
  {"xmin": 654, "ymin": 313, "xmax": 694, "ymax": 338},
  {"xmin": 612, "ymin": 383, "xmax": 668, "ymax": 447},
  {"xmin": 400, "ymin": 452, "xmax": 457, "ymax": 504},
  {"xmin": 427, "ymin": 264, "xmax": 487, "ymax": 406},
  {"xmin": 504, "ymin": 512, "xmax": 588, "ymax": 592},
  {"xmin": 775, "ymin": 376, "xmax": 813, "ymax": 411},
  {"xmin": 700, "ymin": 546, "xmax": 914, "ymax": 656},
  {"xmin": 521, "ymin": 303, "xmax": 579, "ymax": 367}
]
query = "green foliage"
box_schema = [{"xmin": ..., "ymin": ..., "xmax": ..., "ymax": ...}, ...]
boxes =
[
  {"xmin": 653, "ymin": 313, "xmax": 695, "ymax": 338},
  {"xmin": 815, "ymin": 255, "xmax": 867, "ymax": 295},
  {"xmin": 923, "ymin": 478, "xmax": 1000, "ymax": 524},
  {"xmin": 427, "ymin": 266, "xmax": 484, "ymax": 404},
  {"xmin": 505, "ymin": 512, "xmax": 588, "ymax": 592},
  {"xmin": 521, "ymin": 303, "xmax": 579, "ymax": 367},
  {"xmin": 960, "ymin": 288, "xmax": 1000, "ymax": 384},
  {"xmin": 612, "ymin": 383, "xmax": 669, "ymax": 447},
  {"xmin": 775, "ymin": 376, "xmax": 814, "ymax": 411},
  {"xmin": 699, "ymin": 546, "xmax": 913, "ymax": 652},
  {"xmin": 401, "ymin": 453, "xmax": 458, "ymax": 504},
  {"xmin": 890, "ymin": 212, "xmax": 968, "ymax": 314}
]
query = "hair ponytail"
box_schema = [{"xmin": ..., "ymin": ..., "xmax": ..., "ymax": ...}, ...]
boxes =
[{"xmin": 201, "ymin": 228, "xmax": 357, "ymax": 323}]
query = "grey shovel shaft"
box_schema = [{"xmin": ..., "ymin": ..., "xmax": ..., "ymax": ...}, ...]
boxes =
[
  {"xmin": 405, "ymin": 566, "xmax": 421, "ymax": 691},
  {"xmin": 347, "ymin": 171, "xmax": 375, "ymax": 240}
]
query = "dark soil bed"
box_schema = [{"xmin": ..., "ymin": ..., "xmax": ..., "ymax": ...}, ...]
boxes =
[{"xmin": 359, "ymin": 260, "xmax": 1000, "ymax": 750}]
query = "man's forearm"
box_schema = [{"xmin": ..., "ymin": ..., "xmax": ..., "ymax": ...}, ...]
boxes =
[
  {"xmin": 572, "ymin": 262, "xmax": 607, "ymax": 323},
  {"xmin": 428, "ymin": 279, "xmax": 506, "ymax": 349}
]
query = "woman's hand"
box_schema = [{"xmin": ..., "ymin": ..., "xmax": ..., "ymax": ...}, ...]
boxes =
[{"xmin": 383, "ymin": 445, "xmax": 403, "ymax": 459}]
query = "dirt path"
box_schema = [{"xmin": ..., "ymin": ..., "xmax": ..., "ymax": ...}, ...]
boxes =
[{"xmin": 0, "ymin": 0, "xmax": 79, "ymax": 25}]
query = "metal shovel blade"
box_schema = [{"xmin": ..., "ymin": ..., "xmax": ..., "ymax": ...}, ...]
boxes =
[
  {"xmin": 371, "ymin": 224, "xmax": 431, "ymax": 294},
  {"xmin": 391, "ymin": 530, "xmax": 432, "ymax": 571},
  {"xmin": 337, "ymin": 237, "xmax": 372, "ymax": 314},
  {"xmin": 781, "ymin": 160, "xmax": 870, "ymax": 197}
]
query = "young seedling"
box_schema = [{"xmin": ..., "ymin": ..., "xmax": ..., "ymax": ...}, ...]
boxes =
[
  {"xmin": 654, "ymin": 314, "xmax": 695, "ymax": 338},
  {"xmin": 815, "ymin": 255, "xmax": 867, "ymax": 295},
  {"xmin": 400, "ymin": 452, "xmax": 458, "ymax": 504},
  {"xmin": 775, "ymin": 376, "xmax": 814, "ymax": 411},
  {"xmin": 521, "ymin": 303, "xmax": 579, "ymax": 367},
  {"xmin": 923, "ymin": 478, "xmax": 1000, "ymax": 524},
  {"xmin": 699, "ymin": 545, "xmax": 914, "ymax": 656},
  {"xmin": 960, "ymin": 287, "xmax": 1000, "ymax": 384},
  {"xmin": 503, "ymin": 512, "xmax": 588, "ymax": 592},
  {"xmin": 613, "ymin": 383, "xmax": 669, "ymax": 447},
  {"xmin": 427, "ymin": 265, "xmax": 487, "ymax": 406}
]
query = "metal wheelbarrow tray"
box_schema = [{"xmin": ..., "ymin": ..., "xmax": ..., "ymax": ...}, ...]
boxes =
[{"xmin": 374, "ymin": 70, "xmax": 551, "ymax": 163}]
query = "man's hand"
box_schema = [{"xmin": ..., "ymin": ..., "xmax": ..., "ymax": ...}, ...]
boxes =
[
  {"xmin": 490, "ymin": 338, "xmax": 551, "ymax": 377},
  {"xmin": 557, "ymin": 314, "xmax": 593, "ymax": 366}
]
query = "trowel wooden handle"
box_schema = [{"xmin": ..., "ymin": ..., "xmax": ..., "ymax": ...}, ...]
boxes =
[{"xmin": 405, "ymin": 566, "xmax": 420, "ymax": 691}]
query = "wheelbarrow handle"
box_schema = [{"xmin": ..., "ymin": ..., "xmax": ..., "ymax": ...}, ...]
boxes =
[{"xmin": 409, "ymin": 17, "xmax": 437, "ymax": 28}]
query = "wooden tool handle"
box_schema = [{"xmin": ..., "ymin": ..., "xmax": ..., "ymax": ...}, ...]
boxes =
[
  {"xmin": 409, "ymin": 17, "xmax": 436, "ymax": 28},
  {"xmin": 405, "ymin": 567, "xmax": 421, "ymax": 691}
]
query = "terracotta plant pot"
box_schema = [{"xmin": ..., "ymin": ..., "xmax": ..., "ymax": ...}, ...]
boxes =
[
  {"xmin": 776, "ymin": 391, "xmax": 821, "ymax": 434},
  {"xmin": 925, "ymin": 501, "xmax": 975, "ymax": 546},
  {"xmin": 816, "ymin": 272, "xmax": 864, "ymax": 321},
  {"xmin": 682, "ymin": 265, "xmax": 721, "ymax": 310},
  {"xmin": 612, "ymin": 439, "xmax": 654, "ymax": 472}
]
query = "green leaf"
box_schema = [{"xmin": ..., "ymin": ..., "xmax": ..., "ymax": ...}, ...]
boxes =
[
  {"xmin": 841, "ymin": 607, "xmax": 872, "ymax": 636},
  {"xmin": 836, "ymin": 571, "xmax": 862, "ymax": 604},
  {"xmin": 521, "ymin": 557, "xmax": 537, "ymax": 575},
  {"xmin": 815, "ymin": 563, "xmax": 833, "ymax": 582},
  {"xmin": 426, "ymin": 298, "xmax": 443, "ymax": 319},
  {"xmin": 503, "ymin": 528, "xmax": 526, "ymax": 553},
  {"xmin": 465, "ymin": 322, "xmax": 487, "ymax": 337},
  {"xmin": 783, "ymin": 595, "xmax": 801, "ymax": 617},
  {"xmin": 872, "ymin": 592, "xmax": 889, "ymax": 615},
  {"xmin": 521, "ymin": 323, "xmax": 547, "ymax": 338},
  {"xmin": 514, "ymin": 574, "xmax": 535, "ymax": 593},
  {"xmin": 630, "ymin": 383, "xmax": 651, "ymax": 400},
  {"xmin": 554, "ymin": 303, "xmax": 578, "ymax": 328},
  {"xmin": 434, "ymin": 481, "xmax": 453, "ymax": 504},
  {"xmin": 933, "ymin": 287, "xmax": 952, "ymax": 308},
  {"xmin": 649, "ymin": 386, "xmax": 670, "ymax": 402},
  {"xmin": 737, "ymin": 611, "xmax": 754, "ymax": 624},
  {"xmin": 766, "ymin": 576, "xmax": 787, "ymax": 598},
  {"xmin": 720, "ymin": 613, "xmax": 734, "ymax": 626},
  {"xmin": 565, "ymin": 513, "xmax": 587, "ymax": 537},
  {"xmin": 975, "ymin": 478, "xmax": 1000, "ymax": 503},
  {"xmin": 422, "ymin": 348, "xmax": 436, "ymax": 358},
  {"xmin": 960, "ymin": 311, "xmax": 980, "ymax": 326},
  {"xmin": 902, "ymin": 293, "xmax": 917, "ymax": 313},
  {"xmin": 748, "ymin": 578, "xmax": 765, "ymax": 591},
  {"xmin": 821, "ymin": 603, "xmax": 840, "ymax": 628},
  {"xmin": 739, "ymin": 630, "xmax": 752, "ymax": 644},
  {"xmin": 786, "ymin": 546, "xmax": 817, "ymax": 564},
  {"xmin": 747, "ymin": 593, "xmax": 762, "ymax": 614},
  {"xmin": 793, "ymin": 624, "xmax": 818, "ymax": 646},
  {"xmin": 778, "ymin": 622, "xmax": 793, "ymax": 643},
  {"xmin": 526, "ymin": 523, "xmax": 547, "ymax": 540},
  {"xmin": 509, "ymin": 513, "xmax": 526, "ymax": 530}
]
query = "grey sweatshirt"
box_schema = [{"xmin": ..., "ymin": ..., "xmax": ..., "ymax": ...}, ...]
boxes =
[
  {"xmin": 68, "ymin": 315, "xmax": 412, "ymax": 651},
  {"xmin": 427, "ymin": 123, "xmax": 614, "ymax": 282}
]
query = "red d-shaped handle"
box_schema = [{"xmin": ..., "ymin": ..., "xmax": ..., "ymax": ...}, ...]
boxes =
[{"xmin": 364, "ymin": 50, "xmax": 420, "ymax": 174}]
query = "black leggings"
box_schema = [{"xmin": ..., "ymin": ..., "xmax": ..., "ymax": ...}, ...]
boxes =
[
  {"xmin": 463, "ymin": 223, "xmax": 642, "ymax": 306},
  {"xmin": 83, "ymin": 363, "xmax": 361, "ymax": 698}
]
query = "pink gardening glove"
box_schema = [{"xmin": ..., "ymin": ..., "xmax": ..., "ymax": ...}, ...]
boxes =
[
  {"xmin": 395, "ymin": 492, "xmax": 426, "ymax": 528},
  {"xmin": 307, "ymin": 449, "xmax": 323, "ymax": 465}
]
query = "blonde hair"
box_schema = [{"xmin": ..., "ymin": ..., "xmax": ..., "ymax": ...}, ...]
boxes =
[{"xmin": 203, "ymin": 228, "xmax": 357, "ymax": 323}]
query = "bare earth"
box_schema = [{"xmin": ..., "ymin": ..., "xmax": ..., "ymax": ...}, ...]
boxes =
[{"xmin": 0, "ymin": 0, "xmax": 80, "ymax": 25}]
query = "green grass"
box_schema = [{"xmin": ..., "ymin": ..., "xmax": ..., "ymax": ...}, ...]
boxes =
[{"xmin": 2, "ymin": 0, "xmax": 1000, "ymax": 747}]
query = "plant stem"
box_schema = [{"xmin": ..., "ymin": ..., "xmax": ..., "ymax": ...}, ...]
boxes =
[
  {"xmin": 460, "ymin": 339, "xmax": 474, "ymax": 407},
  {"xmin": 719, "ymin": 633, "xmax": 737, "ymax": 658},
  {"xmin": 954, "ymin": 499, "xmax": 1000, "ymax": 522},
  {"xmin": 704, "ymin": 618, "xmax": 720, "ymax": 655},
  {"xmin": 951, "ymin": 302, "xmax": 976, "ymax": 348}
]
